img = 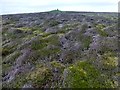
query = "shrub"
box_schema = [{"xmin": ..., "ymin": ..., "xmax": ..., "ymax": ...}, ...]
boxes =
[
  {"xmin": 2, "ymin": 72, "xmax": 28, "ymax": 88},
  {"xmin": 45, "ymin": 35, "xmax": 60, "ymax": 46},
  {"xmin": 27, "ymin": 66, "xmax": 52, "ymax": 88},
  {"xmin": 81, "ymin": 23, "xmax": 88, "ymax": 33},
  {"xmin": 50, "ymin": 61, "xmax": 65, "ymax": 72},
  {"xmin": 2, "ymin": 51, "xmax": 21, "ymax": 76},
  {"xmin": 31, "ymin": 40, "xmax": 48, "ymax": 50},
  {"xmin": 49, "ymin": 20, "xmax": 60, "ymax": 27},
  {"xmin": 38, "ymin": 47, "xmax": 61, "ymax": 57},
  {"xmin": 80, "ymin": 35, "xmax": 92, "ymax": 49},
  {"xmin": 2, "ymin": 47, "xmax": 13, "ymax": 57}
]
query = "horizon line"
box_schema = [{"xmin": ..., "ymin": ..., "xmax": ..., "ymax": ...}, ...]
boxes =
[{"xmin": 1, "ymin": 10, "xmax": 118, "ymax": 16}]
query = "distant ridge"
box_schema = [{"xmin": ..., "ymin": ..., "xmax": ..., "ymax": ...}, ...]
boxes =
[{"xmin": 2, "ymin": 10, "xmax": 117, "ymax": 16}]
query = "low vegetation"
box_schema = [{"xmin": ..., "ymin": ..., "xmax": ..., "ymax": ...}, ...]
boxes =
[
  {"xmin": 2, "ymin": 11, "xmax": 118, "ymax": 88},
  {"xmin": 64, "ymin": 61, "xmax": 117, "ymax": 88}
]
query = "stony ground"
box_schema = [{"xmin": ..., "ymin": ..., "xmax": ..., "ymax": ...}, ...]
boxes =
[{"xmin": 2, "ymin": 10, "xmax": 119, "ymax": 88}]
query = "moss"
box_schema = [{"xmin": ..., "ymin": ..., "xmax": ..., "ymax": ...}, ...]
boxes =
[
  {"xmin": 22, "ymin": 34, "xmax": 35, "ymax": 41},
  {"xmin": 16, "ymin": 27, "xmax": 32, "ymax": 31},
  {"xmin": 57, "ymin": 30, "xmax": 67, "ymax": 34},
  {"xmin": 96, "ymin": 24, "xmax": 108, "ymax": 37},
  {"xmin": 42, "ymin": 32, "xmax": 52, "ymax": 38},
  {"xmin": 50, "ymin": 61, "xmax": 65, "ymax": 72},
  {"xmin": 2, "ymin": 48, "xmax": 11, "ymax": 56},
  {"xmin": 63, "ymin": 51, "xmax": 76, "ymax": 64},
  {"xmin": 27, "ymin": 66, "xmax": 52, "ymax": 88},
  {"xmin": 101, "ymin": 52, "xmax": 118, "ymax": 69},
  {"xmin": 98, "ymin": 29, "xmax": 108, "ymax": 37},
  {"xmin": 56, "ymin": 23, "xmax": 78, "ymax": 34},
  {"xmin": 64, "ymin": 61, "xmax": 117, "ymax": 88},
  {"xmin": 32, "ymin": 27, "xmax": 44, "ymax": 35},
  {"xmin": 60, "ymin": 24, "xmax": 76, "ymax": 32},
  {"xmin": 33, "ymin": 30, "xmax": 42, "ymax": 35},
  {"xmin": 58, "ymin": 24, "xmax": 78, "ymax": 33},
  {"xmin": 82, "ymin": 36, "xmax": 92, "ymax": 49},
  {"xmin": 81, "ymin": 23, "xmax": 88, "ymax": 33},
  {"xmin": 31, "ymin": 40, "xmax": 48, "ymax": 50},
  {"xmin": 16, "ymin": 26, "xmax": 44, "ymax": 36},
  {"xmin": 2, "ymin": 47, "xmax": 13, "ymax": 57},
  {"xmin": 45, "ymin": 35, "xmax": 60, "ymax": 46},
  {"xmin": 3, "ymin": 19, "xmax": 15, "ymax": 25},
  {"xmin": 38, "ymin": 47, "xmax": 61, "ymax": 57},
  {"xmin": 2, "ymin": 42, "xmax": 18, "ymax": 57},
  {"xmin": 25, "ymin": 51, "xmax": 41, "ymax": 65},
  {"xmin": 2, "ymin": 73, "xmax": 28, "ymax": 88},
  {"xmin": 2, "ymin": 63, "xmax": 11, "ymax": 77},
  {"xmin": 2, "ymin": 51, "xmax": 21, "ymax": 77},
  {"xmin": 80, "ymin": 35, "xmax": 92, "ymax": 49},
  {"xmin": 31, "ymin": 34, "xmax": 60, "ymax": 50},
  {"xmin": 32, "ymin": 26, "xmax": 44, "ymax": 31},
  {"xmin": 98, "ymin": 46, "xmax": 114, "ymax": 55},
  {"xmin": 7, "ymin": 32, "xmax": 17, "ymax": 39}
]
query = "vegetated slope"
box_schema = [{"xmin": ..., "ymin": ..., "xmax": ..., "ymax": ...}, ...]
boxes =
[{"xmin": 2, "ymin": 11, "xmax": 119, "ymax": 88}]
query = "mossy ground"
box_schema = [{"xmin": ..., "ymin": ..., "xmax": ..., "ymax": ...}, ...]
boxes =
[
  {"xmin": 2, "ymin": 12, "xmax": 118, "ymax": 88},
  {"xmin": 96, "ymin": 24, "xmax": 109, "ymax": 37},
  {"xmin": 64, "ymin": 61, "xmax": 117, "ymax": 88}
]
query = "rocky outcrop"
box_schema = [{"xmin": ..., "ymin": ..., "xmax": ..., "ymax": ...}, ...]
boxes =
[{"xmin": 3, "ymin": 48, "xmax": 32, "ymax": 82}]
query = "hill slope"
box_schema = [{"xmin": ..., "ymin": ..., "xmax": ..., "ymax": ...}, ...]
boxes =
[{"xmin": 2, "ymin": 11, "xmax": 119, "ymax": 88}]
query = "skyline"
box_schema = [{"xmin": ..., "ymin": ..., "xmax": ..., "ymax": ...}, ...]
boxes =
[{"xmin": 1, "ymin": 0, "xmax": 119, "ymax": 15}]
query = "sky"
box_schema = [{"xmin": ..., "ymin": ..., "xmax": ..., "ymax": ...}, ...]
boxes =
[{"xmin": 0, "ymin": 0, "xmax": 119, "ymax": 15}]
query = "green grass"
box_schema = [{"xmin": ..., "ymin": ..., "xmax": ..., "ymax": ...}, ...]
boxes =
[{"xmin": 101, "ymin": 52, "xmax": 118, "ymax": 69}]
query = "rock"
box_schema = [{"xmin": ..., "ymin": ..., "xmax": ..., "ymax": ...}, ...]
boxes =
[
  {"xmin": 3, "ymin": 49, "xmax": 31, "ymax": 83},
  {"xmin": 62, "ymin": 69, "xmax": 69, "ymax": 87},
  {"xmin": 84, "ymin": 28, "xmax": 97, "ymax": 36},
  {"xmin": 45, "ymin": 27, "xmax": 62, "ymax": 33},
  {"xmin": 22, "ymin": 83, "xmax": 34, "ymax": 89},
  {"xmin": 58, "ymin": 24, "xmax": 64, "ymax": 28}
]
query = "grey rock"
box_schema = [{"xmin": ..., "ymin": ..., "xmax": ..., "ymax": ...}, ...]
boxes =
[{"xmin": 22, "ymin": 83, "xmax": 34, "ymax": 89}]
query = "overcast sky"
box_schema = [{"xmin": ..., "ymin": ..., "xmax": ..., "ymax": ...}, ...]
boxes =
[{"xmin": 0, "ymin": 0, "xmax": 119, "ymax": 15}]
